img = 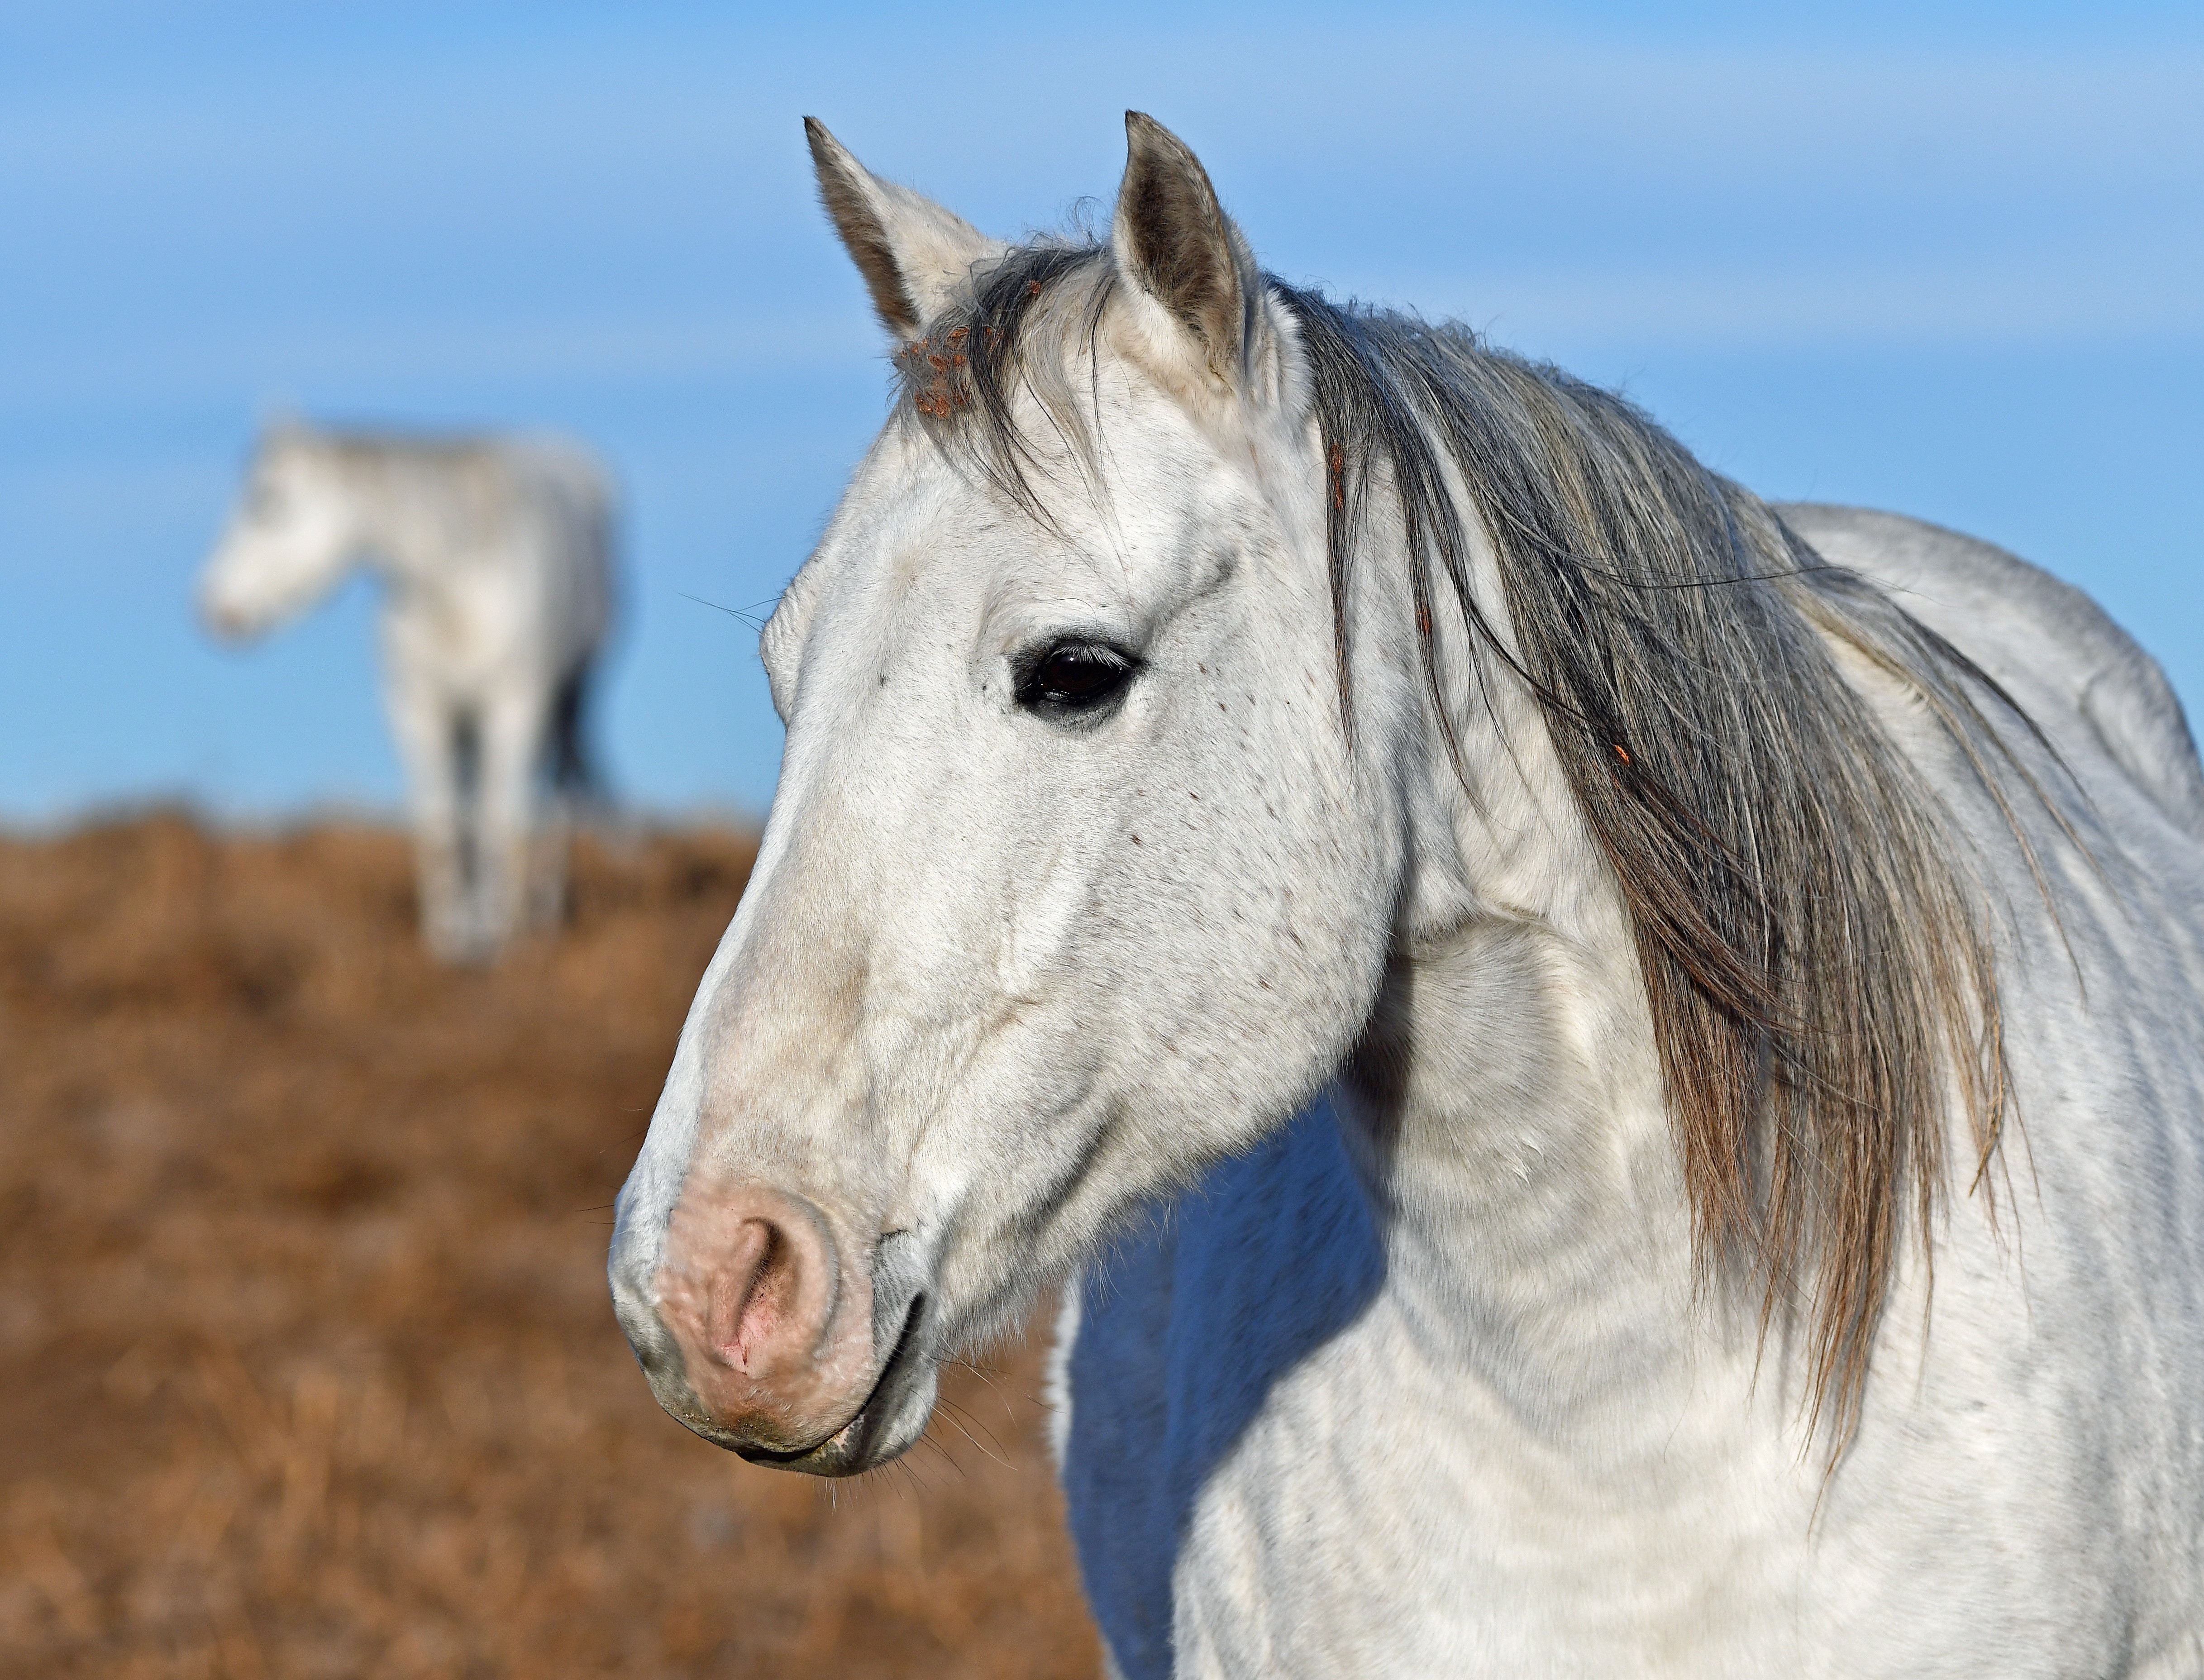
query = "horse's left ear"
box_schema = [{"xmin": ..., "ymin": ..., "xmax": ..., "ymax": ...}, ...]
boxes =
[
  {"xmin": 805, "ymin": 119, "xmax": 1002, "ymax": 342},
  {"xmin": 1112, "ymin": 113, "xmax": 1262, "ymax": 388}
]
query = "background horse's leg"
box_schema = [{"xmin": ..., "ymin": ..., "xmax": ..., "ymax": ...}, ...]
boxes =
[
  {"xmin": 386, "ymin": 682, "xmax": 475, "ymax": 961},
  {"xmin": 548, "ymin": 661, "xmax": 602, "ymax": 809},
  {"xmin": 526, "ymin": 664, "xmax": 598, "ymax": 929},
  {"xmin": 476, "ymin": 683, "xmax": 553, "ymax": 952}
]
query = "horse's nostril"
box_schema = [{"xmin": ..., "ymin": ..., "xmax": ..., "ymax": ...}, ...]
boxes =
[
  {"xmin": 704, "ymin": 1216, "xmax": 805, "ymax": 1373},
  {"xmin": 654, "ymin": 1185, "xmax": 848, "ymax": 1403}
]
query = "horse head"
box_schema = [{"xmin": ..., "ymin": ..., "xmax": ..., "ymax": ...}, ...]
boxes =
[
  {"xmin": 608, "ymin": 115, "xmax": 1416, "ymax": 1473},
  {"xmin": 200, "ymin": 423, "xmax": 371, "ymax": 640}
]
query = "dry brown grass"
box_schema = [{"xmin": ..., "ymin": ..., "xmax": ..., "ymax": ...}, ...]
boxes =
[{"xmin": 0, "ymin": 814, "xmax": 1099, "ymax": 1678}]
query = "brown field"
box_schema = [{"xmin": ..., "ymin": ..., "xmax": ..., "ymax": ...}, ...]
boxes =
[{"xmin": 0, "ymin": 815, "xmax": 1099, "ymax": 1678}]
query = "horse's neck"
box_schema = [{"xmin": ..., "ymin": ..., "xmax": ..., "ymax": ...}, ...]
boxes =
[
  {"xmin": 343, "ymin": 460, "xmax": 457, "ymax": 593},
  {"xmin": 1341, "ymin": 610, "xmax": 1718, "ymax": 1444},
  {"xmin": 1343, "ymin": 933, "xmax": 1706, "ymax": 1419}
]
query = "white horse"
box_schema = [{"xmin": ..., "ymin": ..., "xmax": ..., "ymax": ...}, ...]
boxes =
[
  {"xmin": 200, "ymin": 423, "xmax": 615, "ymax": 961},
  {"xmin": 610, "ymin": 115, "xmax": 2204, "ymax": 1676}
]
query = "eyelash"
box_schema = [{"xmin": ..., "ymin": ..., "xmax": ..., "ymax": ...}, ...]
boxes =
[{"xmin": 1012, "ymin": 640, "xmax": 1141, "ymax": 719}]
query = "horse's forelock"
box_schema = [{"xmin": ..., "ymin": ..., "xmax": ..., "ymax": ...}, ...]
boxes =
[
  {"xmin": 892, "ymin": 241, "xmax": 1117, "ymax": 524},
  {"xmin": 899, "ymin": 246, "xmax": 2031, "ymax": 1449}
]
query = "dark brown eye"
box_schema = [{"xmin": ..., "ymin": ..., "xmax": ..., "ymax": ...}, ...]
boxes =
[{"xmin": 1014, "ymin": 640, "xmax": 1138, "ymax": 718}]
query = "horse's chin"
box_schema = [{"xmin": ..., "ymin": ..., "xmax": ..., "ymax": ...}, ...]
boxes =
[
  {"xmin": 646, "ymin": 1282, "xmax": 941, "ymax": 1477},
  {"xmin": 689, "ymin": 1348, "xmax": 940, "ymax": 1479}
]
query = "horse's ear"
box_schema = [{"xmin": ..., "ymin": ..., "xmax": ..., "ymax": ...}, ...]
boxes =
[
  {"xmin": 255, "ymin": 399, "xmax": 302, "ymax": 441},
  {"xmin": 1111, "ymin": 113, "xmax": 1260, "ymax": 387},
  {"xmin": 805, "ymin": 119, "xmax": 1001, "ymax": 342}
]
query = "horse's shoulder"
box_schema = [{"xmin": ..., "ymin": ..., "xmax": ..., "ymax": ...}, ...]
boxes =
[{"xmin": 1777, "ymin": 501, "xmax": 2204, "ymax": 839}]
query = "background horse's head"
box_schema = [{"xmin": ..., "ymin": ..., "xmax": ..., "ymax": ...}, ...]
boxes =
[
  {"xmin": 610, "ymin": 116, "xmax": 1416, "ymax": 1473},
  {"xmin": 200, "ymin": 424, "xmax": 370, "ymax": 640}
]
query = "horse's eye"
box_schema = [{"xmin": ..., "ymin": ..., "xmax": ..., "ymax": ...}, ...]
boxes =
[{"xmin": 1015, "ymin": 640, "xmax": 1138, "ymax": 717}]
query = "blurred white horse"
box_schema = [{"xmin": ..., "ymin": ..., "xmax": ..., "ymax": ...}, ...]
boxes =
[
  {"xmin": 201, "ymin": 423, "xmax": 616, "ymax": 961},
  {"xmin": 610, "ymin": 117, "xmax": 2204, "ymax": 1675}
]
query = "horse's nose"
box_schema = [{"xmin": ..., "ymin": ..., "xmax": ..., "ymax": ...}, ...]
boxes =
[
  {"xmin": 200, "ymin": 597, "xmax": 251, "ymax": 641},
  {"xmin": 646, "ymin": 1184, "xmax": 875, "ymax": 1456}
]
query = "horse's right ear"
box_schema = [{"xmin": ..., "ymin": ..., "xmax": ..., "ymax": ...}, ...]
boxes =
[{"xmin": 805, "ymin": 119, "xmax": 1002, "ymax": 342}]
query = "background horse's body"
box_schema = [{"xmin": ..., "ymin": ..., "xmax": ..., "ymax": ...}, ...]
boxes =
[
  {"xmin": 1060, "ymin": 506, "xmax": 2204, "ymax": 1678},
  {"xmin": 202, "ymin": 426, "xmax": 615, "ymax": 959},
  {"xmin": 610, "ymin": 118, "xmax": 2204, "ymax": 1677}
]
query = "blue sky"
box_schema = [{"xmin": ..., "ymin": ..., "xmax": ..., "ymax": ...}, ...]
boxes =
[{"xmin": 2, "ymin": 1, "xmax": 2199, "ymax": 820}]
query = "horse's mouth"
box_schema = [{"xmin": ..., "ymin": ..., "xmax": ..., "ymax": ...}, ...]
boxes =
[{"xmin": 727, "ymin": 1289, "xmax": 933, "ymax": 1477}]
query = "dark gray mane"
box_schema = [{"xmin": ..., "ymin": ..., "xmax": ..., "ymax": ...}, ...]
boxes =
[{"xmin": 900, "ymin": 242, "xmax": 2036, "ymax": 1443}]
